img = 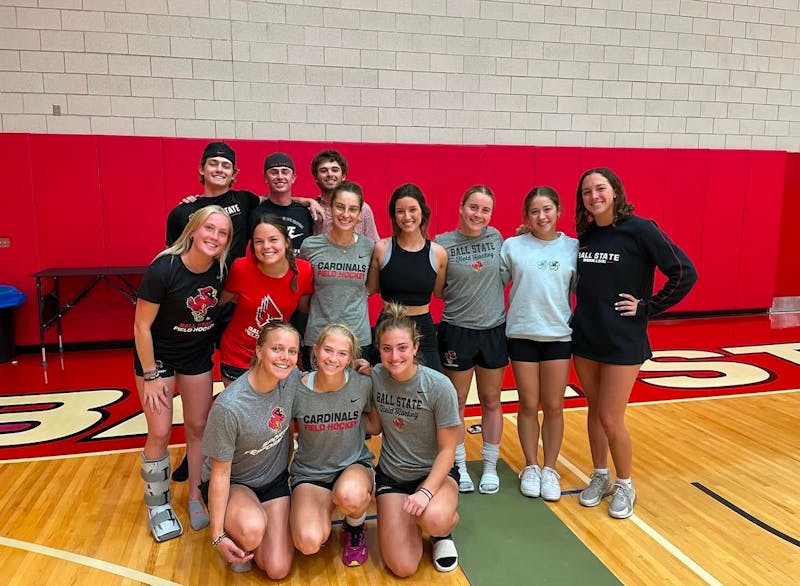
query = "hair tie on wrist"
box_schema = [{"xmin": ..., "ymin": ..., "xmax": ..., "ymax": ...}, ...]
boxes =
[{"xmin": 418, "ymin": 487, "xmax": 433, "ymax": 501}]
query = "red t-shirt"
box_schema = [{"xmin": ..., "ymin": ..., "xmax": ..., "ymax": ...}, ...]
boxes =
[{"xmin": 220, "ymin": 256, "xmax": 314, "ymax": 368}]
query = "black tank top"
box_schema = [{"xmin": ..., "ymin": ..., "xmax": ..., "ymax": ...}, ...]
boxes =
[{"xmin": 379, "ymin": 238, "xmax": 437, "ymax": 307}]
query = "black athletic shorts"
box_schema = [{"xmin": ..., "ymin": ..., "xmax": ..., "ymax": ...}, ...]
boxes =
[
  {"xmin": 291, "ymin": 461, "xmax": 374, "ymax": 492},
  {"xmin": 200, "ymin": 469, "xmax": 290, "ymax": 505},
  {"xmin": 220, "ymin": 362, "xmax": 248, "ymax": 383},
  {"xmin": 374, "ymin": 464, "xmax": 460, "ymax": 497},
  {"xmin": 133, "ymin": 347, "xmax": 213, "ymax": 377},
  {"xmin": 438, "ymin": 321, "xmax": 509, "ymax": 371},
  {"xmin": 507, "ymin": 339, "xmax": 572, "ymax": 363}
]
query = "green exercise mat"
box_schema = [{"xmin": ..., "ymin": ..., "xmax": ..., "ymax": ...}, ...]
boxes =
[{"xmin": 454, "ymin": 459, "xmax": 621, "ymax": 585}]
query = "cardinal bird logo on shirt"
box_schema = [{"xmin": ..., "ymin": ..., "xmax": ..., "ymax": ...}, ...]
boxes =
[
  {"xmin": 267, "ymin": 407, "xmax": 286, "ymax": 431},
  {"xmin": 255, "ymin": 295, "xmax": 284, "ymax": 328},
  {"xmin": 472, "ymin": 260, "xmax": 484, "ymax": 272},
  {"xmin": 392, "ymin": 418, "xmax": 405, "ymax": 430},
  {"xmin": 186, "ymin": 286, "xmax": 218, "ymax": 322}
]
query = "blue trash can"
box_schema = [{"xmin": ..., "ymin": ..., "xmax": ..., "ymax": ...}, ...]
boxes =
[{"xmin": 0, "ymin": 285, "xmax": 26, "ymax": 363}]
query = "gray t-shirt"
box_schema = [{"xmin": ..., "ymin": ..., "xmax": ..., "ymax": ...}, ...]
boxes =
[
  {"xmin": 500, "ymin": 232, "xmax": 578, "ymax": 342},
  {"xmin": 201, "ymin": 370, "xmax": 297, "ymax": 487},
  {"xmin": 436, "ymin": 227, "xmax": 506, "ymax": 329},
  {"xmin": 299, "ymin": 234, "xmax": 374, "ymax": 347},
  {"xmin": 289, "ymin": 370, "xmax": 374, "ymax": 485},
  {"xmin": 371, "ymin": 364, "xmax": 461, "ymax": 482}
]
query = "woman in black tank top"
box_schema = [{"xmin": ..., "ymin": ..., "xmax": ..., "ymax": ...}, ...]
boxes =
[{"xmin": 367, "ymin": 184, "xmax": 448, "ymax": 371}]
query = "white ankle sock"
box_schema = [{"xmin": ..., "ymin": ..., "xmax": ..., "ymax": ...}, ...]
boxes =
[
  {"xmin": 481, "ymin": 442, "xmax": 500, "ymax": 474},
  {"xmin": 616, "ymin": 477, "xmax": 632, "ymax": 488},
  {"xmin": 345, "ymin": 513, "xmax": 366, "ymax": 528},
  {"xmin": 455, "ymin": 443, "xmax": 468, "ymax": 471},
  {"xmin": 594, "ymin": 468, "xmax": 610, "ymax": 477}
]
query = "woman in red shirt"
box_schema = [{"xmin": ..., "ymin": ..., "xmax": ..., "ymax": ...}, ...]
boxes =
[{"xmin": 219, "ymin": 216, "xmax": 314, "ymax": 385}]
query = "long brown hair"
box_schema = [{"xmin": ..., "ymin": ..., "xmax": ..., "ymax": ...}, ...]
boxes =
[
  {"xmin": 575, "ymin": 167, "xmax": 634, "ymax": 236},
  {"xmin": 249, "ymin": 216, "xmax": 300, "ymax": 291},
  {"xmin": 388, "ymin": 183, "xmax": 432, "ymax": 238}
]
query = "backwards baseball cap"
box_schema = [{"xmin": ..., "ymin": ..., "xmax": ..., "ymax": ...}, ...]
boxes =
[
  {"xmin": 201, "ymin": 141, "xmax": 235, "ymax": 165},
  {"xmin": 264, "ymin": 152, "xmax": 295, "ymax": 173}
]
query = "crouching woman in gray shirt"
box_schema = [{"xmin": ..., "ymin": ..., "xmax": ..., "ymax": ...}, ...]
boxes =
[
  {"xmin": 201, "ymin": 322, "xmax": 300, "ymax": 578},
  {"xmin": 289, "ymin": 324, "xmax": 378, "ymax": 568},
  {"xmin": 371, "ymin": 303, "xmax": 462, "ymax": 577}
]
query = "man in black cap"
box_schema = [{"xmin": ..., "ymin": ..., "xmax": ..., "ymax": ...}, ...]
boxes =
[
  {"xmin": 249, "ymin": 152, "xmax": 314, "ymax": 255},
  {"xmin": 166, "ymin": 141, "xmax": 259, "ymax": 259}
]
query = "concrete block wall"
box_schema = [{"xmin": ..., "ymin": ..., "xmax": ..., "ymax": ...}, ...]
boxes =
[{"xmin": 0, "ymin": 0, "xmax": 798, "ymax": 150}]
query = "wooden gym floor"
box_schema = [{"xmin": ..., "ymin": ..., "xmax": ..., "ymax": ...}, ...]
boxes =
[{"xmin": 1, "ymin": 313, "xmax": 798, "ymax": 585}]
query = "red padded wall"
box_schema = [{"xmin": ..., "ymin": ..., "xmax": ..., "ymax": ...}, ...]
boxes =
[
  {"xmin": 699, "ymin": 150, "xmax": 749, "ymax": 310},
  {"xmin": 334, "ymin": 141, "xmax": 391, "ymax": 236},
  {"xmin": 30, "ymin": 134, "xmax": 107, "ymax": 267},
  {"xmin": 28, "ymin": 134, "xmax": 128, "ymax": 344},
  {"xmin": 98, "ymin": 135, "xmax": 166, "ymax": 265},
  {"xmin": 775, "ymin": 153, "xmax": 800, "ymax": 297},
  {"xmin": 661, "ymin": 149, "xmax": 709, "ymax": 312},
  {"xmin": 0, "ymin": 134, "xmax": 39, "ymax": 344},
  {"xmin": 436, "ymin": 145, "xmax": 488, "ymax": 235},
  {"xmin": 485, "ymin": 145, "xmax": 535, "ymax": 237},
  {"xmin": 739, "ymin": 150, "xmax": 785, "ymax": 309},
  {"xmin": 532, "ymin": 146, "xmax": 583, "ymax": 237},
  {"xmin": 3, "ymin": 133, "xmax": 792, "ymax": 347}
]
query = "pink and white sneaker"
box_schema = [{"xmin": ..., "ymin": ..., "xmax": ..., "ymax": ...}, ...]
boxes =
[{"xmin": 341, "ymin": 524, "xmax": 368, "ymax": 567}]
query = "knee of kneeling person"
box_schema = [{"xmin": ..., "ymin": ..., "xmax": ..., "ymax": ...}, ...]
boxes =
[
  {"xmin": 385, "ymin": 555, "xmax": 420, "ymax": 578},
  {"xmin": 293, "ymin": 525, "xmax": 327, "ymax": 555},
  {"xmin": 234, "ymin": 518, "xmax": 267, "ymax": 551},
  {"xmin": 333, "ymin": 486, "xmax": 369, "ymax": 513},
  {"xmin": 421, "ymin": 507, "xmax": 458, "ymax": 537}
]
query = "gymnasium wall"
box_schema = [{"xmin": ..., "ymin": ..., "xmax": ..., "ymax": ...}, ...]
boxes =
[
  {"xmin": 1, "ymin": 0, "xmax": 798, "ymax": 347},
  {"xmin": 0, "ymin": 1, "xmax": 799, "ymax": 150},
  {"xmin": 0, "ymin": 132, "xmax": 789, "ymax": 347}
]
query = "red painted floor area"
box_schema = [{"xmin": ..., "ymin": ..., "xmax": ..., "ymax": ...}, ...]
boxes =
[{"xmin": 2, "ymin": 313, "xmax": 800, "ymax": 460}]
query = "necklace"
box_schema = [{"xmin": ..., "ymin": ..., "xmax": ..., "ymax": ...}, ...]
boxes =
[{"xmin": 328, "ymin": 231, "xmax": 356, "ymax": 254}]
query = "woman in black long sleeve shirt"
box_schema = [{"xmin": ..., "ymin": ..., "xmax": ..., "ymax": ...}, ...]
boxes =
[{"xmin": 571, "ymin": 167, "xmax": 697, "ymax": 520}]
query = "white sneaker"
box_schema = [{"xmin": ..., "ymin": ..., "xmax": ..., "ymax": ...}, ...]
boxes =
[
  {"xmin": 518, "ymin": 464, "xmax": 541, "ymax": 498},
  {"xmin": 540, "ymin": 467, "xmax": 561, "ymax": 501}
]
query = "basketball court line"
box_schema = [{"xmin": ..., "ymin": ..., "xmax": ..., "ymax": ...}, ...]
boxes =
[
  {"xmin": 499, "ymin": 388, "xmax": 799, "ymax": 584},
  {"xmin": 478, "ymin": 386, "xmax": 786, "ymax": 584},
  {"xmin": 0, "ymin": 535, "xmax": 182, "ymax": 586},
  {"xmin": 560, "ymin": 386, "xmax": 800, "ymax": 412},
  {"xmin": 691, "ymin": 482, "xmax": 800, "ymax": 548},
  {"xmin": 501, "ymin": 411, "xmax": 724, "ymax": 586},
  {"xmin": 2, "ymin": 388, "xmax": 797, "ymax": 465},
  {"xmin": 553, "ymin": 448, "xmax": 723, "ymax": 586},
  {"xmin": 2, "ymin": 388, "xmax": 793, "ymax": 584}
]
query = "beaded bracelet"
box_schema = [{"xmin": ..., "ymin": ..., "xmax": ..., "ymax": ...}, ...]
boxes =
[
  {"xmin": 143, "ymin": 372, "xmax": 161, "ymax": 382},
  {"xmin": 211, "ymin": 532, "xmax": 227, "ymax": 548},
  {"xmin": 142, "ymin": 367, "xmax": 159, "ymax": 376}
]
